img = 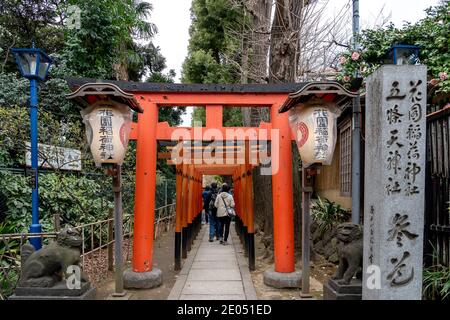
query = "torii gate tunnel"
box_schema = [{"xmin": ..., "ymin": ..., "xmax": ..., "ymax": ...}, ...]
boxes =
[
  {"xmin": 67, "ymin": 78, "xmax": 354, "ymax": 288},
  {"xmin": 128, "ymin": 82, "xmax": 298, "ymax": 277}
]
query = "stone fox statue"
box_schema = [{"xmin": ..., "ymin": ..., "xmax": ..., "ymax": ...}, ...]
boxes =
[
  {"xmin": 331, "ymin": 223, "xmax": 363, "ymax": 285},
  {"xmin": 19, "ymin": 227, "xmax": 88, "ymax": 287}
]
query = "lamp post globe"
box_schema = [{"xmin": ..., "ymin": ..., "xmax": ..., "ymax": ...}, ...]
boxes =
[
  {"xmin": 11, "ymin": 44, "xmax": 53, "ymax": 250},
  {"xmin": 386, "ymin": 44, "xmax": 420, "ymax": 65}
]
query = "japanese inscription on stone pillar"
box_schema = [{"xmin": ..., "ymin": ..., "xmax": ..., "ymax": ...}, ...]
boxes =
[{"xmin": 363, "ymin": 65, "xmax": 426, "ymax": 300}]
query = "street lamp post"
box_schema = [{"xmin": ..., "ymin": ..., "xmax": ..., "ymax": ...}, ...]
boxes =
[
  {"xmin": 351, "ymin": 0, "xmax": 362, "ymax": 225},
  {"xmin": 11, "ymin": 44, "xmax": 52, "ymax": 250},
  {"xmin": 67, "ymin": 83, "xmax": 143, "ymax": 298}
]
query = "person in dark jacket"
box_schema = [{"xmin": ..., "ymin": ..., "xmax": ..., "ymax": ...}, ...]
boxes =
[
  {"xmin": 208, "ymin": 182, "xmax": 220, "ymax": 242},
  {"xmin": 201, "ymin": 186, "xmax": 211, "ymax": 224}
]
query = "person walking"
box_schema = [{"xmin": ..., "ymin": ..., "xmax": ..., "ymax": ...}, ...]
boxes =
[
  {"xmin": 201, "ymin": 185, "xmax": 211, "ymax": 224},
  {"xmin": 208, "ymin": 182, "xmax": 220, "ymax": 242},
  {"xmin": 215, "ymin": 183, "xmax": 235, "ymax": 245}
]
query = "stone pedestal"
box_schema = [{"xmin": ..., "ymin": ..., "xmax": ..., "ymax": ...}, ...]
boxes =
[
  {"xmin": 123, "ymin": 267, "xmax": 162, "ymax": 289},
  {"xmin": 9, "ymin": 281, "xmax": 96, "ymax": 300},
  {"xmin": 363, "ymin": 65, "xmax": 427, "ymax": 300},
  {"xmin": 263, "ymin": 268, "xmax": 302, "ymax": 288},
  {"xmin": 323, "ymin": 278, "xmax": 362, "ymax": 300}
]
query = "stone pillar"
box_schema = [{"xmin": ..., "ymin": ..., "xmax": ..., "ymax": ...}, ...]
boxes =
[{"xmin": 363, "ymin": 65, "xmax": 427, "ymax": 300}]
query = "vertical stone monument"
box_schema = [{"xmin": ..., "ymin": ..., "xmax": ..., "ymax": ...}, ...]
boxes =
[{"xmin": 363, "ymin": 65, "xmax": 427, "ymax": 300}]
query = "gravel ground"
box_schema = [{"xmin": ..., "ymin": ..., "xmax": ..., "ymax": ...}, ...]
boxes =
[
  {"xmin": 91, "ymin": 223, "xmax": 336, "ymax": 300},
  {"xmin": 250, "ymin": 231, "xmax": 336, "ymax": 300},
  {"xmin": 94, "ymin": 224, "xmax": 178, "ymax": 300},
  {"xmin": 81, "ymin": 238, "xmax": 133, "ymax": 287}
]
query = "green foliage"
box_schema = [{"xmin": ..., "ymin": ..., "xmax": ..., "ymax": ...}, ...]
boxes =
[
  {"xmin": 223, "ymin": 108, "xmax": 243, "ymax": 127},
  {"xmin": 188, "ymin": 0, "xmax": 243, "ymax": 62},
  {"xmin": 182, "ymin": 49, "xmax": 236, "ymax": 84},
  {"xmin": 182, "ymin": 0, "xmax": 244, "ymax": 126},
  {"xmin": 0, "ymin": 0, "xmax": 65, "ymax": 74},
  {"xmin": 63, "ymin": 0, "xmax": 122, "ymax": 79},
  {"xmin": 0, "ymin": 172, "xmax": 32, "ymax": 231},
  {"xmin": 338, "ymin": 2, "xmax": 450, "ymax": 94},
  {"xmin": 423, "ymin": 264, "xmax": 450, "ymax": 300},
  {"xmin": 423, "ymin": 242, "xmax": 450, "ymax": 300},
  {"xmin": 182, "ymin": 0, "xmax": 243, "ymax": 84},
  {"xmin": 39, "ymin": 173, "xmax": 113, "ymax": 226},
  {"xmin": 311, "ymin": 196, "xmax": 350, "ymax": 235},
  {"xmin": 0, "ymin": 73, "xmax": 28, "ymax": 107},
  {"xmin": 191, "ymin": 107, "xmax": 206, "ymax": 125},
  {"xmin": 0, "ymin": 107, "xmax": 84, "ymax": 167},
  {"xmin": 0, "ymin": 221, "xmax": 23, "ymax": 297},
  {"xmin": 0, "ymin": 0, "xmax": 183, "ymax": 237},
  {"xmin": 0, "ymin": 170, "xmax": 114, "ymax": 233}
]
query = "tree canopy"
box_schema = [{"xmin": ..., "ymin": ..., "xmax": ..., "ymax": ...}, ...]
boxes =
[
  {"xmin": 182, "ymin": 0, "xmax": 244, "ymax": 126},
  {"xmin": 0, "ymin": 0, "xmax": 181, "ymax": 232},
  {"xmin": 337, "ymin": 1, "xmax": 449, "ymax": 95}
]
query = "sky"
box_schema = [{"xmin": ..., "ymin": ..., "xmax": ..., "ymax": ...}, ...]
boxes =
[{"xmin": 147, "ymin": 0, "xmax": 440, "ymax": 125}]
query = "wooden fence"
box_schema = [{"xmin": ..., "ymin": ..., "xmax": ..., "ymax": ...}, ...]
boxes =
[{"xmin": 424, "ymin": 103, "xmax": 450, "ymax": 267}]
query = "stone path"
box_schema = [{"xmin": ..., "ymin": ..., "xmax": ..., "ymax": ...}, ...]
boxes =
[{"xmin": 168, "ymin": 222, "xmax": 257, "ymax": 300}]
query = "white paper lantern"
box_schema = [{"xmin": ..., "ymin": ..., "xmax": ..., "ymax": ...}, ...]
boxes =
[
  {"xmin": 288, "ymin": 101, "xmax": 341, "ymax": 167},
  {"xmin": 80, "ymin": 100, "xmax": 133, "ymax": 166}
]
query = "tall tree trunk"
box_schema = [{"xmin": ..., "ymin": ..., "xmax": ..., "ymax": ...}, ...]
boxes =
[
  {"xmin": 269, "ymin": 0, "xmax": 302, "ymax": 83},
  {"xmin": 269, "ymin": 0, "xmax": 303, "ymax": 248},
  {"xmin": 241, "ymin": 0, "xmax": 272, "ymax": 125},
  {"xmin": 239, "ymin": 0, "xmax": 274, "ymax": 238}
]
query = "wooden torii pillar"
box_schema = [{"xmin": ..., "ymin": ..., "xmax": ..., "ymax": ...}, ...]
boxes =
[
  {"xmin": 271, "ymin": 105, "xmax": 295, "ymax": 271},
  {"xmin": 174, "ymin": 164, "xmax": 183, "ymax": 271}
]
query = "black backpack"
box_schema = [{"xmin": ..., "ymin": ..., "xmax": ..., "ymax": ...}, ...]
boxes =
[{"xmin": 209, "ymin": 189, "xmax": 218, "ymax": 210}]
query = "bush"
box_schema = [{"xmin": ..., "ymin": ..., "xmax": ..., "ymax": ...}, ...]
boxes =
[
  {"xmin": 0, "ymin": 171, "xmax": 113, "ymax": 233},
  {"xmin": 423, "ymin": 265, "xmax": 450, "ymax": 300},
  {"xmin": 311, "ymin": 196, "xmax": 350, "ymax": 235},
  {"xmin": 0, "ymin": 171, "xmax": 32, "ymax": 232}
]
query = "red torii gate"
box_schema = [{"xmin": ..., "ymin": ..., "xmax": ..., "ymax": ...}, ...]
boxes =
[{"xmin": 67, "ymin": 78, "xmax": 305, "ymax": 288}]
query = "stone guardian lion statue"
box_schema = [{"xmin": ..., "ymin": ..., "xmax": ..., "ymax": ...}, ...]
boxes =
[
  {"xmin": 331, "ymin": 222, "xmax": 363, "ymax": 285},
  {"xmin": 18, "ymin": 227, "xmax": 88, "ymax": 287}
]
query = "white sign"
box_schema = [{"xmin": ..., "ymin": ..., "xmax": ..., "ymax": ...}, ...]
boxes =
[
  {"xmin": 25, "ymin": 142, "xmax": 81, "ymax": 171},
  {"xmin": 288, "ymin": 102, "xmax": 341, "ymax": 166}
]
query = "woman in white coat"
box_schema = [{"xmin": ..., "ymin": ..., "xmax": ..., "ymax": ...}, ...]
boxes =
[{"xmin": 214, "ymin": 183, "xmax": 235, "ymax": 245}]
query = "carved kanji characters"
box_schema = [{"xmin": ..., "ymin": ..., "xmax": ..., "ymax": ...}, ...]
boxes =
[
  {"xmin": 387, "ymin": 213, "xmax": 419, "ymax": 247},
  {"xmin": 387, "ymin": 105, "xmax": 404, "ymax": 124},
  {"xmin": 387, "ymin": 150, "xmax": 402, "ymax": 174},
  {"xmin": 387, "ymin": 251, "xmax": 414, "ymax": 287},
  {"xmin": 404, "ymin": 162, "xmax": 421, "ymax": 183},
  {"xmin": 409, "ymin": 80, "xmax": 423, "ymax": 103},
  {"xmin": 386, "ymin": 129, "xmax": 404, "ymax": 148},
  {"xmin": 386, "ymin": 81, "xmax": 406, "ymax": 100}
]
